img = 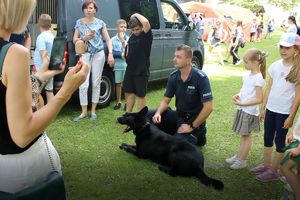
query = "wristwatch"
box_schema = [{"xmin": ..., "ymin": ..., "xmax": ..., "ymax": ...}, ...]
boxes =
[{"xmin": 189, "ymin": 123, "xmax": 197, "ymax": 130}]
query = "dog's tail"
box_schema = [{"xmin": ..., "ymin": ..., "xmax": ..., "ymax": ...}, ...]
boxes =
[{"xmin": 196, "ymin": 170, "xmax": 224, "ymax": 190}]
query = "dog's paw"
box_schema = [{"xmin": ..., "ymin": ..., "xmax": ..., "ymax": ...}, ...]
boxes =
[
  {"xmin": 211, "ymin": 179, "xmax": 224, "ymax": 190},
  {"xmin": 119, "ymin": 143, "xmax": 126, "ymax": 149},
  {"xmin": 119, "ymin": 143, "xmax": 127, "ymax": 150}
]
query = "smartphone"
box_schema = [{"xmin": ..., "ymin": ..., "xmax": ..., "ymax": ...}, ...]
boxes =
[{"xmin": 49, "ymin": 37, "xmax": 67, "ymax": 70}]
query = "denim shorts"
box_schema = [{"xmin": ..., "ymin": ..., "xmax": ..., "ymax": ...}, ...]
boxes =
[{"xmin": 114, "ymin": 70, "xmax": 126, "ymax": 84}]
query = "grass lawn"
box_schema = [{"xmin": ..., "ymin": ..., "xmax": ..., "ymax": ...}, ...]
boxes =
[{"xmin": 47, "ymin": 32, "xmax": 287, "ymax": 200}]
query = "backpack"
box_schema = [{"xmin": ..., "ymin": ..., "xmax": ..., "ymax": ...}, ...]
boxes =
[{"xmin": 297, "ymin": 27, "xmax": 300, "ymax": 36}]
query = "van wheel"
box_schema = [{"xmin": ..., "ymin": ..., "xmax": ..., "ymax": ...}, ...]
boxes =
[
  {"xmin": 98, "ymin": 68, "xmax": 115, "ymax": 108},
  {"xmin": 192, "ymin": 56, "xmax": 203, "ymax": 70}
]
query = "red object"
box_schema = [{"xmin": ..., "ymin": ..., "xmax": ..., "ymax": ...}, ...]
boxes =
[{"xmin": 32, "ymin": 65, "xmax": 37, "ymax": 73}]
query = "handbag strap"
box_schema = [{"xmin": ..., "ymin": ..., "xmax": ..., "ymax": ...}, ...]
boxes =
[
  {"xmin": 81, "ymin": 19, "xmax": 87, "ymax": 36},
  {"xmin": 43, "ymin": 134, "xmax": 55, "ymax": 171},
  {"xmin": 0, "ymin": 42, "xmax": 13, "ymax": 78}
]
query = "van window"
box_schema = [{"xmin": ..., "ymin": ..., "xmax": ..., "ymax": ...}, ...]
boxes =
[
  {"xmin": 161, "ymin": 2, "xmax": 185, "ymax": 30},
  {"xmin": 118, "ymin": 0, "xmax": 160, "ymax": 29}
]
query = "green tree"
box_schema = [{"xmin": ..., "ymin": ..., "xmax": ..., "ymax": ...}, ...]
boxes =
[{"xmin": 222, "ymin": 0, "xmax": 300, "ymax": 10}]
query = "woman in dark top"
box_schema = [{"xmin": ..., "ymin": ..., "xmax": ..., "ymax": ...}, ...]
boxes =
[{"xmin": 0, "ymin": 0, "xmax": 88, "ymax": 193}]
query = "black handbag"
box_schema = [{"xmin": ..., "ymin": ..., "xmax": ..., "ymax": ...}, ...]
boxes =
[
  {"xmin": 0, "ymin": 171, "xmax": 66, "ymax": 200},
  {"xmin": 0, "ymin": 136, "xmax": 66, "ymax": 200}
]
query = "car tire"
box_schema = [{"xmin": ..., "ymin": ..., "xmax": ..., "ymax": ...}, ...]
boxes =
[
  {"xmin": 192, "ymin": 55, "xmax": 203, "ymax": 70},
  {"xmin": 97, "ymin": 68, "xmax": 115, "ymax": 108}
]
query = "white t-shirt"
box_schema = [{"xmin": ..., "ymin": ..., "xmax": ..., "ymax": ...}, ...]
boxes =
[
  {"xmin": 250, "ymin": 23, "xmax": 257, "ymax": 33},
  {"xmin": 287, "ymin": 24, "xmax": 297, "ymax": 34},
  {"xmin": 266, "ymin": 59, "xmax": 295, "ymax": 114},
  {"xmin": 33, "ymin": 30, "xmax": 54, "ymax": 70},
  {"xmin": 238, "ymin": 73, "xmax": 265, "ymax": 116}
]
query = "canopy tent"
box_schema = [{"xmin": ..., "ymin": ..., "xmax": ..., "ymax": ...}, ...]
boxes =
[{"xmin": 179, "ymin": 2, "xmax": 257, "ymax": 41}]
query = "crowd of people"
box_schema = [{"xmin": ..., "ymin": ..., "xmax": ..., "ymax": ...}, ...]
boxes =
[
  {"xmin": 201, "ymin": 15, "xmax": 300, "ymax": 68},
  {"xmin": 0, "ymin": 0, "xmax": 300, "ymax": 199}
]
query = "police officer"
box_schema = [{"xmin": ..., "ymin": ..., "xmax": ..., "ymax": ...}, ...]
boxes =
[{"xmin": 148, "ymin": 44, "xmax": 213, "ymax": 146}]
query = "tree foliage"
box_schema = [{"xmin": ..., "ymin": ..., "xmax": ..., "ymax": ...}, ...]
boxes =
[{"xmin": 222, "ymin": 0, "xmax": 300, "ymax": 11}]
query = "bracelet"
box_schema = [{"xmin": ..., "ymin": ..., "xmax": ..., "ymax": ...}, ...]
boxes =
[{"xmin": 34, "ymin": 75, "xmax": 46, "ymax": 91}]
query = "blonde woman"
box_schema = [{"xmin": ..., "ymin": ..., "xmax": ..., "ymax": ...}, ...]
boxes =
[{"xmin": 0, "ymin": 0, "xmax": 88, "ymax": 193}]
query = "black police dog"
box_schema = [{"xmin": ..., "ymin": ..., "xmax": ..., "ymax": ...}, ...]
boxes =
[{"xmin": 117, "ymin": 106, "xmax": 224, "ymax": 190}]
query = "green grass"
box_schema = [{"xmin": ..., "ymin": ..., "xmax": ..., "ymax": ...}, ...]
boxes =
[{"xmin": 47, "ymin": 32, "xmax": 286, "ymax": 200}]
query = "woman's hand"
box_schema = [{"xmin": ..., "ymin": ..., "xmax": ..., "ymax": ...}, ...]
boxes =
[
  {"xmin": 82, "ymin": 31, "xmax": 95, "ymax": 41},
  {"xmin": 35, "ymin": 52, "xmax": 66, "ymax": 82},
  {"xmin": 107, "ymin": 53, "xmax": 114, "ymax": 67},
  {"xmin": 59, "ymin": 59, "xmax": 89, "ymax": 98}
]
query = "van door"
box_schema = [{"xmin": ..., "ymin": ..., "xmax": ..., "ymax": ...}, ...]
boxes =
[
  {"xmin": 118, "ymin": 0, "xmax": 163, "ymax": 81},
  {"xmin": 159, "ymin": 0, "xmax": 190, "ymax": 78}
]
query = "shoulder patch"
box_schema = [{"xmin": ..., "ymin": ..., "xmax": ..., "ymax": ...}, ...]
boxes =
[
  {"xmin": 170, "ymin": 69, "xmax": 179, "ymax": 77},
  {"xmin": 194, "ymin": 68, "xmax": 206, "ymax": 78}
]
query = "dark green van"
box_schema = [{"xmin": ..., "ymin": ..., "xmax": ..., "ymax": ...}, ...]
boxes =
[{"xmin": 29, "ymin": 0, "xmax": 204, "ymax": 107}]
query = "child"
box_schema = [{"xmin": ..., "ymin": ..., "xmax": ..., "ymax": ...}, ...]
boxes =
[
  {"xmin": 256, "ymin": 22, "xmax": 264, "ymax": 42},
  {"xmin": 280, "ymin": 118, "xmax": 300, "ymax": 200},
  {"xmin": 226, "ymin": 48, "xmax": 267, "ymax": 169},
  {"xmin": 250, "ymin": 33, "xmax": 300, "ymax": 182},
  {"xmin": 250, "ymin": 18, "xmax": 257, "ymax": 42},
  {"xmin": 124, "ymin": 13, "xmax": 153, "ymax": 112},
  {"xmin": 265, "ymin": 20, "xmax": 274, "ymax": 39},
  {"xmin": 111, "ymin": 19, "xmax": 128, "ymax": 110},
  {"xmin": 207, "ymin": 19, "xmax": 227, "ymax": 66},
  {"xmin": 33, "ymin": 14, "xmax": 55, "ymax": 103}
]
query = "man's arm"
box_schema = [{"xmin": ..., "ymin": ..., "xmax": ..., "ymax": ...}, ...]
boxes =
[
  {"xmin": 190, "ymin": 100, "xmax": 213, "ymax": 129},
  {"xmin": 131, "ymin": 13, "xmax": 151, "ymax": 33},
  {"xmin": 152, "ymin": 97, "xmax": 171, "ymax": 124}
]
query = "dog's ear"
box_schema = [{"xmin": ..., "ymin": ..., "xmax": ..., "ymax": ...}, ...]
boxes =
[{"xmin": 138, "ymin": 106, "xmax": 148, "ymax": 117}]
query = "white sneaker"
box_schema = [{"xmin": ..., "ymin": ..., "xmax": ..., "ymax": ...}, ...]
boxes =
[
  {"xmin": 230, "ymin": 159, "xmax": 247, "ymax": 169},
  {"xmin": 283, "ymin": 183, "xmax": 293, "ymax": 193},
  {"xmin": 225, "ymin": 155, "xmax": 238, "ymax": 165},
  {"xmin": 235, "ymin": 60, "xmax": 243, "ymax": 66},
  {"xmin": 279, "ymin": 176, "xmax": 288, "ymax": 184}
]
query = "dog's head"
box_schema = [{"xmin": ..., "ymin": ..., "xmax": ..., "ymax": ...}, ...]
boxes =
[{"xmin": 117, "ymin": 106, "xmax": 149, "ymax": 134}]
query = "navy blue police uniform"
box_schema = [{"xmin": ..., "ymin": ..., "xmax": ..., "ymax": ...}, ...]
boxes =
[{"xmin": 147, "ymin": 67, "xmax": 213, "ymax": 146}]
